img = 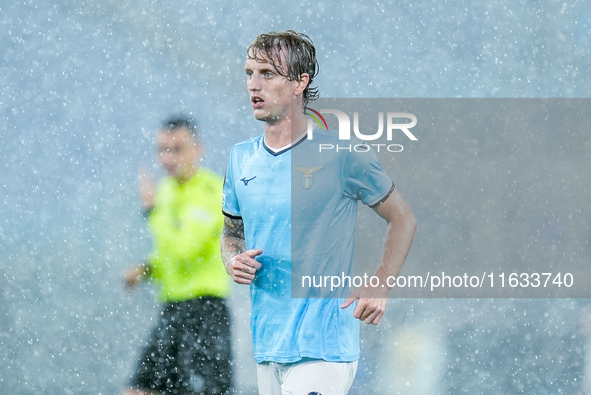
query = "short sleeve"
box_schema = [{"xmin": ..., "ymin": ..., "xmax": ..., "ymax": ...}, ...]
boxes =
[
  {"xmin": 343, "ymin": 146, "xmax": 395, "ymax": 207},
  {"xmin": 222, "ymin": 146, "xmax": 241, "ymax": 218}
]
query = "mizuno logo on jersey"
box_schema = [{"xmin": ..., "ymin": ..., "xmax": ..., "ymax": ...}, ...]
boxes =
[
  {"xmin": 294, "ymin": 166, "xmax": 324, "ymax": 190},
  {"xmin": 240, "ymin": 176, "xmax": 256, "ymax": 186}
]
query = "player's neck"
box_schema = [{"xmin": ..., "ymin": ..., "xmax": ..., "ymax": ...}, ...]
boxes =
[
  {"xmin": 175, "ymin": 166, "xmax": 197, "ymax": 184},
  {"xmin": 264, "ymin": 111, "xmax": 307, "ymax": 149}
]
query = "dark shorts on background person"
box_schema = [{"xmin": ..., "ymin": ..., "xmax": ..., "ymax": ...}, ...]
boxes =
[{"xmin": 130, "ymin": 297, "xmax": 232, "ymax": 395}]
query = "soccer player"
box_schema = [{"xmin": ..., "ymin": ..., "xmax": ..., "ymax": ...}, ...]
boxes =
[
  {"xmin": 221, "ymin": 31, "xmax": 416, "ymax": 394},
  {"xmin": 123, "ymin": 116, "xmax": 232, "ymax": 395}
]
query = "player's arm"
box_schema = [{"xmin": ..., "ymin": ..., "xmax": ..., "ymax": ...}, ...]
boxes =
[
  {"xmin": 341, "ymin": 189, "xmax": 417, "ymax": 324},
  {"xmin": 220, "ymin": 215, "xmax": 262, "ymax": 285},
  {"xmin": 137, "ymin": 166, "xmax": 155, "ymax": 213},
  {"xmin": 123, "ymin": 262, "xmax": 151, "ymax": 290}
]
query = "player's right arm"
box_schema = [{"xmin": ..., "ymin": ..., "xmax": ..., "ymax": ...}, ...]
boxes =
[
  {"xmin": 123, "ymin": 262, "xmax": 151, "ymax": 290},
  {"xmin": 220, "ymin": 215, "xmax": 262, "ymax": 285},
  {"xmin": 137, "ymin": 166, "xmax": 155, "ymax": 213}
]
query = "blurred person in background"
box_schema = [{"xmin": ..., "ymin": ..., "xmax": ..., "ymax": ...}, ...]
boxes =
[{"xmin": 122, "ymin": 116, "xmax": 232, "ymax": 395}]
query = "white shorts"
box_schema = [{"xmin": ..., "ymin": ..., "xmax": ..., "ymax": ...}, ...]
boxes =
[{"xmin": 256, "ymin": 359, "xmax": 358, "ymax": 395}]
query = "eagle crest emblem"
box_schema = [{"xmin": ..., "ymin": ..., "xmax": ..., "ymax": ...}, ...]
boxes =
[{"xmin": 294, "ymin": 166, "xmax": 324, "ymax": 189}]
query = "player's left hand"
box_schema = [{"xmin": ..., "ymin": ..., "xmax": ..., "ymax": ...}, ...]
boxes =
[{"xmin": 340, "ymin": 287, "xmax": 389, "ymax": 325}]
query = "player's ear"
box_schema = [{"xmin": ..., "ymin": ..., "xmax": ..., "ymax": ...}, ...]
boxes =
[{"xmin": 295, "ymin": 73, "xmax": 310, "ymax": 96}]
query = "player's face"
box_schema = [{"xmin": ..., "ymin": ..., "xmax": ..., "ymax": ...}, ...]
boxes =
[
  {"xmin": 156, "ymin": 127, "xmax": 200, "ymax": 180},
  {"xmin": 244, "ymin": 50, "xmax": 299, "ymax": 123}
]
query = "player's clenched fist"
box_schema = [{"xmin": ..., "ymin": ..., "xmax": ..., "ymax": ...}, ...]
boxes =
[{"xmin": 228, "ymin": 248, "xmax": 263, "ymax": 285}]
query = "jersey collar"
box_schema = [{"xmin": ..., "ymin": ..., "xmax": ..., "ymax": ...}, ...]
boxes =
[{"xmin": 263, "ymin": 132, "xmax": 308, "ymax": 156}]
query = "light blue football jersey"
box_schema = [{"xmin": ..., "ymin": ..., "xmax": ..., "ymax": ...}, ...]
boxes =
[{"xmin": 222, "ymin": 131, "xmax": 394, "ymax": 363}]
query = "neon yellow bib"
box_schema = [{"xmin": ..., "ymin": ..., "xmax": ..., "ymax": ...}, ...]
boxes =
[{"xmin": 147, "ymin": 168, "xmax": 230, "ymax": 302}]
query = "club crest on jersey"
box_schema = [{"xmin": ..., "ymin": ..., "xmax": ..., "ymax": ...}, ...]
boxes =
[{"xmin": 294, "ymin": 166, "xmax": 324, "ymax": 190}]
